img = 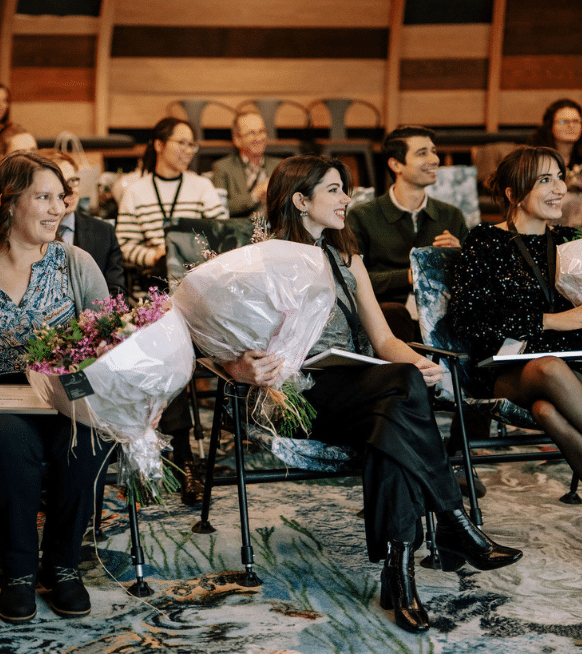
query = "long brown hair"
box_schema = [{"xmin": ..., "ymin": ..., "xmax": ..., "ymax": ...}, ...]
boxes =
[
  {"xmin": 266, "ymin": 155, "xmax": 358, "ymax": 263},
  {"xmin": 486, "ymin": 146, "xmax": 566, "ymax": 228},
  {"xmin": 0, "ymin": 152, "xmax": 71, "ymax": 250}
]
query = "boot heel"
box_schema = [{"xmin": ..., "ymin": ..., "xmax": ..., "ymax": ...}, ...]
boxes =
[
  {"xmin": 437, "ymin": 548, "xmax": 465, "ymax": 572},
  {"xmin": 379, "ymin": 580, "xmax": 393, "ymax": 610}
]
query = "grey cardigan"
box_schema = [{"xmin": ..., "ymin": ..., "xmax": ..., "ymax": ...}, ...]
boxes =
[{"xmin": 60, "ymin": 242, "xmax": 109, "ymax": 315}]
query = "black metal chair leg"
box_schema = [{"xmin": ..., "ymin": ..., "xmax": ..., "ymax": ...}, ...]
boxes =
[
  {"xmin": 126, "ymin": 499, "xmax": 154, "ymax": 597},
  {"xmin": 560, "ymin": 472, "xmax": 582, "ymax": 504},
  {"xmin": 420, "ymin": 512, "xmax": 441, "ymax": 569},
  {"xmin": 231, "ymin": 390, "xmax": 262, "ymax": 587},
  {"xmin": 192, "ymin": 378, "xmax": 225, "ymax": 534}
]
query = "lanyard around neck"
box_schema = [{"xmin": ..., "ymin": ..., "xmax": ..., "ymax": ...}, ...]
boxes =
[
  {"xmin": 509, "ymin": 225, "xmax": 556, "ymax": 312},
  {"xmin": 152, "ymin": 174, "xmax": 183, "ymax": 224}
]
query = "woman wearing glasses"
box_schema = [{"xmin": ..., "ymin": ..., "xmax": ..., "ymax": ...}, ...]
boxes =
[
  {"xmin": 530, "ymin": 99, "xmax": 582, "ymax": 226},
  {"xmin": 116, "ymin": 117, "xmax": 227, "ymax": 506},
  {"xmin": 116, "ymin": 117, "xmax": 227, "ymax": 272}
]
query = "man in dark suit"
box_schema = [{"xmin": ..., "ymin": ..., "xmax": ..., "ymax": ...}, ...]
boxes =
[
  {"xmin": 212, "ymin": 112, "xmax": 282, "ymax": 218},
  {"xmin": 38, "ymin": 149, "xmax": 127, "ymax": 298}
]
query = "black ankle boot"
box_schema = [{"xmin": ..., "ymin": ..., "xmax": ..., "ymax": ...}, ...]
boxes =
[
  {"xmin": 435, "ymin": 507, "xmax": 523, "ymax": 572},
  {"xmin": 380, "ymin": 541, "xmax": 429, "ymax": 633}
]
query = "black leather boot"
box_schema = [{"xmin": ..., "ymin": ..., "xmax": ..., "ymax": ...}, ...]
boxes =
[
  {"xmin": 435, "ymin": 507, "xmax": 523, "ymax": 572},
  {"xmin": 380, "ymin": 541, "xmax": 429, "ymax": 633}
]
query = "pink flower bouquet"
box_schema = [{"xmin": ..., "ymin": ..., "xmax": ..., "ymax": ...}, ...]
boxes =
[{"xmin": 25, "ymin": 291, "xmax": 195, "ymax": 503}]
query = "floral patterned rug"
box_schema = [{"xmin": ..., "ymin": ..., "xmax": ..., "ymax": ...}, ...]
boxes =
[{"xmin": 2, "ymin": 443, "xmax": 582, "ymax": 653}]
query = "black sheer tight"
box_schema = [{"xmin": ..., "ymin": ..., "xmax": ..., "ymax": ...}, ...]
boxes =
[{"xmin": 494, "ymin": 357, "xmax": 582, "ymax": 479}]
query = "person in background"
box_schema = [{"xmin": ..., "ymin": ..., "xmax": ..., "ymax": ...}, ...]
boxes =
[
  {"xmin": 116, "ymin": 117, "xmax": 227, "ymax": 273},
  {"xmin": 116, "ymin": 116, "xmax": 223, "ymax": 506},
  {"xmin": 212, "ymin": 111, "xmax": 282, "ymax": 218},
  {"xmin": 530, "ymin": 99, "xmax": 582, "ymax": 226},
  {"xmin": 222, "ymin": 154, "xmax": 522, "ymax": 635},
  {"xmin": 1, "ymin": 125, "xmax": 37, "ymax": 158},
  {"xmin": 38, "ymin": 149, "xmax": 126, "ymax": 298},
  {"xmin": 451, "ymin": 146, "xmax": 582, "ymax": 484},
  {"xmin": 0, "ymin": 152, "xmax": 110, "ymax": 623}
]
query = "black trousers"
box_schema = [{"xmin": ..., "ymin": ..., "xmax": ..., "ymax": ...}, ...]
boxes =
[
  {"xmin": 0, "ymin": 413, "xmax": 111, "ymax": 578},
  {"xmin": 304, "ymin": 362, "xmax": 462, "ymax": 562}
]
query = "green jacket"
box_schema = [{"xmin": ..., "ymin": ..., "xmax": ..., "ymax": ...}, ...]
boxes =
[{"xmin": 347, "ymin": 192, "xmax": 468, "ymax": 304}]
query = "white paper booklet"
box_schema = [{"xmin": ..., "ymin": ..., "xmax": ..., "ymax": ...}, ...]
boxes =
[{"xmin": 302, "ymin": 348, "xmax": 388, "ymax": 369}]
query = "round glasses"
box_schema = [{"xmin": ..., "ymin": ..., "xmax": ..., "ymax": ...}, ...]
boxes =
[
  {"xmin": 555, "ymin": 119, "xmax": 582, "ymax": 127},
  {"xmin": 168, "ymin": 139, "xmax": 199, "ymax": 152}
]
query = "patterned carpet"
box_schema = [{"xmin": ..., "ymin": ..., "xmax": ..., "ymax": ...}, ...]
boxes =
[{"xmin": 2, "ymin": 425, "xmax": 582, "ymax": 653}]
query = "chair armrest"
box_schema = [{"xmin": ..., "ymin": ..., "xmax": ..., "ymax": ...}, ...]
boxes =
[{"xmin": 408, "ymin": 342, "xmax": 469, "ymax": 362}]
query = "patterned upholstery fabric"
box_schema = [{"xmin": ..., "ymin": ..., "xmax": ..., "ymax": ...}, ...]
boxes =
[
  {"xmin": 426, "ymin": 166, "xmax": 481, "ymax": 229},
  {"xmin": 410, "ymin": 245, "xmax": 538, "ymax": 428}
]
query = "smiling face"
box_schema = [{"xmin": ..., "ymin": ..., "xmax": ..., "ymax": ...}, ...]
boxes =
[
  {"xmin": 233, "ymin": 113, "xmax": 267, "ymax": 161},
  {"xmin": 11, "ymin": 168, "xmax": 67, "ymax": 247},
  {"xmin": 390, "ymin": 136, "xmax": 440, "ymax": 189},
  {"xmin": 55, "ymin": 160, "xmax": 79, "ymax": 215},
  {"xmin": 296, "ymin": 168, "xmax": 351, "ymax": 240},
  {"xmin": 552, "ymin": 106, "xmax": 582, "ymax": 145},
  {"xmin": 154, "ymin": 123, "xmax": 196, "ymax": 176},
  {"xmin": 518, "ymin": 157, "xmax": 567, "ymax": 227}
]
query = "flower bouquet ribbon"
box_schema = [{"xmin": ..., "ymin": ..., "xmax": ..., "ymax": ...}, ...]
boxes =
[
  {"xmin": 556, "ymin": 234, "xmax": 582, "ymax": 306},
  {"xmin": 25, "ymin": 293, "xmax": 195, "ymax": 504},
  {"xmin": 172, "ymin": 239, "xmax": 336, "ymax": 436}
]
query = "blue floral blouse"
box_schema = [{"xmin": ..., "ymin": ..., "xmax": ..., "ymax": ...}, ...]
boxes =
[{"xmin": 0, "ymin": 242, "xmax": 75, "ymax": 373}]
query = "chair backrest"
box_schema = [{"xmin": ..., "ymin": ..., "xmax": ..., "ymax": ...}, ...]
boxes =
[
  {"xmin": 425, "ymin": 165, "xmax": 481, "ymax": 229},
  {"xmin": 410, "ymin": 246, "xmax": 480, "ymax": 400},
  {"xmin": 177, "ymin": 99, "xmax": 237, "ymax": 140},
  {"xmin": 165, "ymin": 217, "xmax": 254, "ymax": 290},
  {"xmin": 307, "ymin": 98, "xmax": 382, "ymax": 140},
  {"xmin": 235, "ymin": 98, "xmax": 311, "ymax": 140}
]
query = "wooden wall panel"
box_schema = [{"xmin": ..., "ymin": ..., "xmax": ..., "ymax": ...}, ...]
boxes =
[
  {"xmin": 114, "ymin": 0, "xmax": 392, "ymax": 28},
  {"xmin": 11, "ymin": 101, "xmax": 94, "ymax": 135},
  {"xmin": 109, "ymin": 58, "xmax": 385, "ymax": 96},
  {"xmin": 501, "ymin": 56, "xmax": 582, "ymax": 90},
  {"xmin": 499, "ymin": 90, "xmax": 582, "ymax": 126},
  {"xmin": 10, "ymin": 68, "xmax": 94, "ymax": 101},
  {"xmin": 401, "ymin": 59, "xmax": 488, "ymax": 90},
  {"xmin": 12, "ymin": 35, "xmax": 95, "ymax": 67},
  {"xmin": 399, "ymin": 90, "xmax": 487, "ymax": 126},
  {"xmin": 401, "ymin": 24, "xmax": 490, "ymax": 59},
  {"xmin": 12, "ymin": 14, "xmax": 99, "ymax": 34}
]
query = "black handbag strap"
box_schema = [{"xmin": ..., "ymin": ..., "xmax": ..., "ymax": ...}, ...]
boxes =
[
  {"xmin": 509, "ymin": 225, "xmax": 556, "ymax": 312},
  {"xmin": 321, "ymin": 240, "xmax": 362, "ymax": 354}
]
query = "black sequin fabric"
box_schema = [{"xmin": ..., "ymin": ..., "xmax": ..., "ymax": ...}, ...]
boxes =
[{"xmin": 450, "ymin": 222, "xmax": 582, "ymax": 393}]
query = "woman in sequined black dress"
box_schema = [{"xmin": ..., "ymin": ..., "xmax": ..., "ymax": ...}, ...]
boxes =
[{"xmin": 450, "ymin": 146, "xmax": 582, "ymax": 479}]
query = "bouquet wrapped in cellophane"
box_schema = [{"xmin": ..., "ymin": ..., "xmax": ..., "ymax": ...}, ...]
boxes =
[
  {"xmin": 556, "ymin": 229, "xmax": 582, "ymax": 306},
  {"xmin": 25, "ymin": 291, "xmax": 195, "ymax": 504},
  {"xmin": 172, "ymin": 239, "xmax": 336, "ymax": 437}
]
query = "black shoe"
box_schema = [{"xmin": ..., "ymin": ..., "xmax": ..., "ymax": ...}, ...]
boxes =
[
  {"xmin": 39, "ymin": 566, "xmax": 91, "ymax": 617},
  {"xmin": 380, "ymin": 541, "xmax": 429, "ymax": 634},
  {"xmin": 453, "ymin": 465, "xmax": 487, "ymax": 499},
  {"xmin": 435, "ymin": 507, "xmax": 523, "ymax": 572},
  {"xmin": 0, "ymin": 574, "xmax": 36, "ymax": 623},
  {"xmin": 181, "ymin": 460, "xmax": 204, "ymax": 506}
]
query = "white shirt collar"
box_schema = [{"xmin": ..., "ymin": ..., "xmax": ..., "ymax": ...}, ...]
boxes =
[{"xmin": 389, "ymin": 185, "xmax": 428, "ymax": 233}]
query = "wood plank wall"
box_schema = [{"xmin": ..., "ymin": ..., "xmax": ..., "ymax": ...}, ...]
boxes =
[{"xmin": 3, "ymin": 0, "xmax": 582, "ymax": 138}]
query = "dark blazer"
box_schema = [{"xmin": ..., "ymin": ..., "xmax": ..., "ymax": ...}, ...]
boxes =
[
  {"xmin": 212, "ymin": 151, "xmax": 282, "ymax": 218},
  {"xmin": 73, "ymin": 211, "xmax": 127, "ymax": 298}
]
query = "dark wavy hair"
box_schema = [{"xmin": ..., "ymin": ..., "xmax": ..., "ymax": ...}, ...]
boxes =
[
  {"xmin": 141, "ymin": 117, "xmax": 196, "ymax": 174},
  {"xmin": 382, "ymin": 125, "xmax": 437, "ymax": 182},
  {"xmin": 529, "ymin": 98, "xmax": 582, "ymax": 167},
  {"xmin": 0, "ymin": 151, "xmax": 71, "ymax": 250},
  {"xmin": 266, "ymin": 155, "xmax": 358, "ymax": 263},
  {"xmin": 0, "ymin": 83, "xmax": 10, "ymax": 124},
  {"xmin": 486, "ymin": 146, "xmax": 566, "ymax": 229}
]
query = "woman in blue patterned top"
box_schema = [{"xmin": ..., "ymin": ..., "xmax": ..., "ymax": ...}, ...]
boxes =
[
  {"xmin": 222, "ymin": 155, "xmax": 522, "ymax": 634},
  {"xmin": 0, "ymin": 152, "xmax": 109, "ymax": 624}
]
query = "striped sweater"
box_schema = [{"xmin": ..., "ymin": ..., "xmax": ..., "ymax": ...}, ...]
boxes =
[{"xmin": 116, "ymin": 171, "xmax": 228, "ymax": 268}]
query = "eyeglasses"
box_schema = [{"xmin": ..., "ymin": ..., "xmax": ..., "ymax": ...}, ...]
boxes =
[
  {"xmin": 238, "ymin": 129, "xmax": 267, "ymax": 139},
  {"xmin": 66, "ymin": 177, "xmax": 81, "ymax": 188},
  {"xmin": 167, "ymin": 139, "xmax": 199, "ymax": 152},
  {"xmin": 555, "ymin": 119, "xmax": 582, "ymax": 126}
]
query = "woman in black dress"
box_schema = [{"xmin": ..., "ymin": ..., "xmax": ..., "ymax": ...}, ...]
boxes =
[
  {"xmin": 451, "ymin": 146, "xmax": 582, "ymax": 480},
  {"xmin": 222, "ymin": 155, "xmax": 522, "ymax": 634}
]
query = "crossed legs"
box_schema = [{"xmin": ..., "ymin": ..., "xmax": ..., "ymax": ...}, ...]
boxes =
[{"xmin": 494, "ymin": 356, "xmax": 582, "ymax": 479}]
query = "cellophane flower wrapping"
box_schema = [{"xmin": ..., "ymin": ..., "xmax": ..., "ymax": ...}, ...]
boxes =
[
  {"xmin": 27, "ymin": 305, "xmax": 194, "ymax": 502},
  {"xmin": 172, "ymin": 239, "xmax": 335, "ymax": 386},
  {"xmin": 556, "ymin": 239, "xmax": 582, "ymax": 306}
]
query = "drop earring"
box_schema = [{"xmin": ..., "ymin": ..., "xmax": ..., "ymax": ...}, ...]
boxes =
[{"xmin": 300, "ymin": 211, "xmax": 308, "ymax": 217}]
